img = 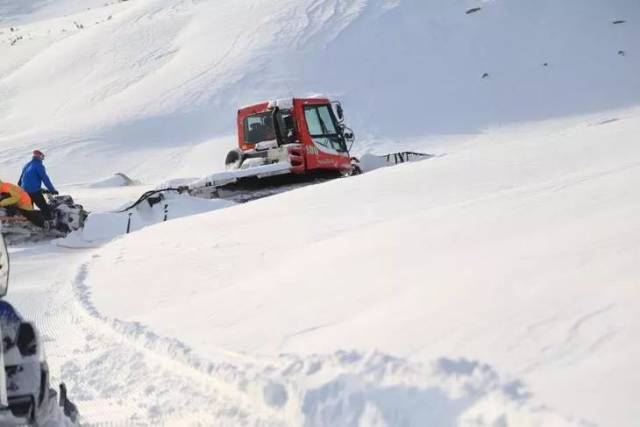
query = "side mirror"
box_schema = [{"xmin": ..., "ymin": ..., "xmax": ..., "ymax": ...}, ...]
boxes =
[
  {"xmin": 284, "ymin": 115, "xmax": 294, "ymax": 129},
  {"xmin": 16, "ymin": 322, "xmax": 37, "ymax": 357},
  {"xmin": 0, "ymin": 234, "xmax": 8, "ymax": 298},
  {"xmin": 332, "ymin": 102, "xmax": 344, "ymax": 122}
]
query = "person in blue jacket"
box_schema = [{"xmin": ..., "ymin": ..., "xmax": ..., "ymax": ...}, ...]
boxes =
[{"xmin": 18, "ymin": 150, "xmax": 58, "ymax": 220}]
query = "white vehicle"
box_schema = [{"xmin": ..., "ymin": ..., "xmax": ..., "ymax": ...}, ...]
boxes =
[{"xmin": 0, "ymin": 233, "xmax": 79, "ymax": 426}]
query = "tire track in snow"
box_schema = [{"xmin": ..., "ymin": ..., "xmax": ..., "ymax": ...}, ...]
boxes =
[
  {"xmin": 10, "ymin": 244, "xmax": 287, "ymax": 424},
  {"xmin": 70, "ymin": 258, "xmax": 290, "ymax": 425},
  {"xmin": 520, "ymin": 304, "xmax": 618, "ymax": 374}
]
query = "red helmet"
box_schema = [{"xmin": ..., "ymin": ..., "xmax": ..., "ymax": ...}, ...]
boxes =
[{"xmin": 32, "ymin": 150, "xmax": 45, "ymax": 160}]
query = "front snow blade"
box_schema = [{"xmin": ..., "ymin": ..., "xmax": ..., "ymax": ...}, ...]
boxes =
[
  {"xmin": 355, "ymin": 151, "xmax": 435, "ymax": 173},
  {"xmin": 380, "ymin": 151, "xmax": 435, "ymax": 165}
]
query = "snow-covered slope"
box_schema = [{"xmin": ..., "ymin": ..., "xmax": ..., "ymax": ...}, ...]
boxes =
[
  {"xmin": 77, "ymin": 110, "xmax": 640, "ymax": 426},
  {"xmin": 1, "ymin": 0, "xmax": 638, "ymax": 182},
  {"xmin": 2, "ymin": 0, "xmax": 640, "ymax": 425}
]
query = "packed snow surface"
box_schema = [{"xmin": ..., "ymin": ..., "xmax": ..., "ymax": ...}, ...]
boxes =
[{"xmin": 1, "ymin": 0, "xmax": 639, "ymax": 425}]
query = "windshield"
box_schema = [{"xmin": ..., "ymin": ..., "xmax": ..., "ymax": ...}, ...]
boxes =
[
  {"xmin": 243, "ymin": 112, "xmax": 276, "ymax": 144},
  {"xmin": 304, "ymin": 105, "xmax": 346, "ymax": 152}
]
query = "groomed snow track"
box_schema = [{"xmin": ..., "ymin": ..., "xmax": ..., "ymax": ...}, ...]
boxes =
[{"xmin": 6, "ymin": 242, "xmax": 580, "ymax": 426}]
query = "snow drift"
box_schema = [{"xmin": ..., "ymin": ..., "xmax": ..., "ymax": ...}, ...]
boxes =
[
  {"xmin": 86, "ymin": 173, "xmax": 139, "ymax": 189},
  {"xmin": 62, "ymin": 192, "xmax": 233, "ymax": 247}
]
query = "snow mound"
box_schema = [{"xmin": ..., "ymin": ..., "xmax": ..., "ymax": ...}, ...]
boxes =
[
  {"xmin": 86, "ymin": 173, "xmax": 140, "ymax": 189},
  {"xmin": 284, "ymin": 352, "xmax": 580, "ymax": 427}
]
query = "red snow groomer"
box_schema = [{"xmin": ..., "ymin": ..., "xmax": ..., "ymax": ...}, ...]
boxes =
[
  {"xmin": 123, "ymin": 96, "xmax": 432, "ymax": 210},
  {"xmin": 231, "ymin": 97, "xmax": 355, "ymax": 176},
  {"xmin": 188, "ymin": 97, "xmax": 358, "ymax": 201},
  {"xmin": 188, "ymin": 97, "xmax": 430, "ymax": 201}
]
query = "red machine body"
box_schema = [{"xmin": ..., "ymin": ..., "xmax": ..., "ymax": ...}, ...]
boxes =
[{"xmin": 235, "ymin": 97, "xmax": 354, "ymax": 175}]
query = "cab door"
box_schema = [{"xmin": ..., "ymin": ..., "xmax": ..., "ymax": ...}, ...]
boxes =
[{"xmin": 293, "ymin": 98, "xmax": 351, "ymax": 173}]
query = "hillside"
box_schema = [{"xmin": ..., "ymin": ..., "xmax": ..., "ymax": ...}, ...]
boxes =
[
  {"xmin": 2, "ymin": 0, "xmax": 639, "ymax": 425},
  {"xmin": 1, "ymin": 0, "xmax": 638, "ymax": 181}
]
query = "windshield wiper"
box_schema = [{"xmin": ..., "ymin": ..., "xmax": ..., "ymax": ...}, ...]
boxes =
[{"xmin": 317, "ymin": 110, "xmax": 330, "ymax": 135}]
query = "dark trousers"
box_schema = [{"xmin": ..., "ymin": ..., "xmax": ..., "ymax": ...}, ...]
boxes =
[
  {"xmin": 19, "ymin": 209, "xmax": 44, "ymax": 228},
  {"xmin": 28, "ymin": 191, "xmax": 52, "ymax": 220}
]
